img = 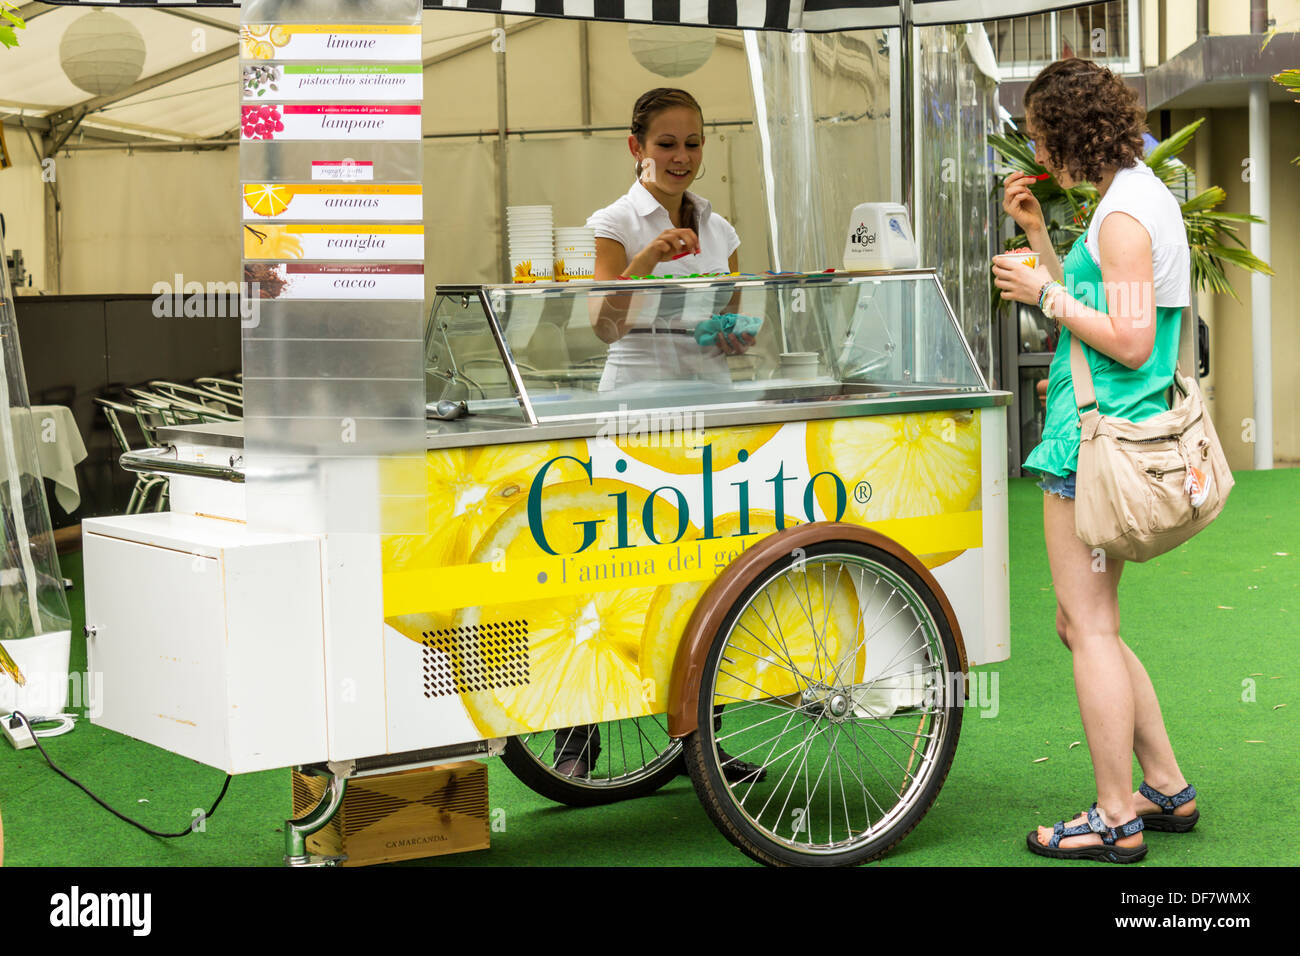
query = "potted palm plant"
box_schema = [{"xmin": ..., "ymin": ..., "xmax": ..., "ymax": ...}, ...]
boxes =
[
  {"xmin": 0, "ymin": 2, "xmax": 23, "ymax": 50},
  {"xmin": 1277, "ymin": 69, "xmax": 1300, "ymax": 166},
  {"xmin": 990, "ymin": 118, "xmax": 1274, "ymax": 301}
]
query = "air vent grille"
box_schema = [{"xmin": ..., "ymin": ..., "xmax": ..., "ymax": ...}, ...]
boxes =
[{"xmin": 420, "ymin": 619, "xmax": 530, "ymax": 698}]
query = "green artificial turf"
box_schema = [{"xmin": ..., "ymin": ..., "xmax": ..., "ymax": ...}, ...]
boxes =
[{"xmin": 1, "ymin": 470, "xmax": 1296, "ymax": 867}]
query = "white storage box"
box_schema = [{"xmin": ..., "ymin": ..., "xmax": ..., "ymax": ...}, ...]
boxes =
[{"xmin": 82, "ymin": 513, "xmax": 329, "ymax": 773}]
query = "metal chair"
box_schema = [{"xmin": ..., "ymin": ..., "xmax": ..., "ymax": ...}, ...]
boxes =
[
  {"xmin": 95, "ymin": 398, "xmax": 169, "ymax": 514},
  {"xmin": 148, "ymin": 380, "xmax": 240, "ymax": 415}
]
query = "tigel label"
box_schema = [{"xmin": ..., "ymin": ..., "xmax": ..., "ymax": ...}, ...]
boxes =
[
  {"xmin": 242, "ymin": 64, "xmax": 423, "ymax": 101},
  {"xmin": 242, "ymin": 183, "xmax": 422, "ymax": 221},
  {"xmin": 243, "ymin": 262, "xmax": 424, "ymax": 300},
  {"xmin": 240, "ymin": 24, "xmax": 422, "ymax": 62},
  {"xmin": 240, "ymin": 105, "xmax": 421, "ymax": 142},
  {"xmin": 243, "ymin": 224, "xmax": 424, "ymax": 261}
]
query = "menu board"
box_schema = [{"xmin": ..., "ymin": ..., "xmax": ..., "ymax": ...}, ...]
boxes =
[{"xmin": 240, "ymin": 2, "xmax": 425, "ymax": 535}]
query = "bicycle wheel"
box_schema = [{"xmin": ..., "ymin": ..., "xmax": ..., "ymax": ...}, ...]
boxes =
[
  {"xmin": 501, "ymin": 716, "xmax": 685, "ymax": 807},
  {"xmin": 683, "ymin": 539, "xmax": 963, "ymax": 866}
]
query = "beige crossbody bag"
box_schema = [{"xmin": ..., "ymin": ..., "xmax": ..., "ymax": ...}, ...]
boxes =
[{"xmin": 1069, "ymin": 334, "xmax": 1234, "ymax": 562}]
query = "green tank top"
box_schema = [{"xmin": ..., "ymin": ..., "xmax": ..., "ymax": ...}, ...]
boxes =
[{"xmin": 1023, "ymin": 235, "xmax": 1184, "ymax": 479}]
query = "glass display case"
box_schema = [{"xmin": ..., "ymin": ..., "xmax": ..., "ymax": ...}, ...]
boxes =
[{"xmin": 424, "ymin": 270, "xmax": 999, "ymax": 440}]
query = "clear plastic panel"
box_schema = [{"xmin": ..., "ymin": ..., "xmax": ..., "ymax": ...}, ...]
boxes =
[
  {"xmin": 429, "ymin": 273, "xmax": 986, "ymax": 429},
  {"xmin": 0, "ymin": 231, "xmax": 70, "ymax": 649},
  {"xmin": 918, "ymin": 24, "xmax": 998, "ymax": 385},
  {"xmin": 239, "ymin": 141, "xmax": 422, "ymax": 185},
  {"xmin": 241, "ymin": 0, "xmax": 425, "ymax": 534},
  {"xmin": 748, "ymin": 30, "xmax": 894, "ymax": 273}
]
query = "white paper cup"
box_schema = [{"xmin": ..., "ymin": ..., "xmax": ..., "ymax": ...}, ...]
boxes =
[
  {"xmin": 993, "ymin": 251, "xmax": 1039, "ymax": 270},
  {"xmin": 779, "ymin": 352, "xmax": 819, "ymax": 380}
]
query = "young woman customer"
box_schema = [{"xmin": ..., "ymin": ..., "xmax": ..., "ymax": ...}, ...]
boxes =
[{"xmin": 992, "ymin": 58, "xmax": 1199, "ymax": 863}]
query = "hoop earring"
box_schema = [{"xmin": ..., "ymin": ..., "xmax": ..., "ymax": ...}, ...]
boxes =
[{"xmin": 694, "ymin": 164, "xmax": 706, "ymax": 183}]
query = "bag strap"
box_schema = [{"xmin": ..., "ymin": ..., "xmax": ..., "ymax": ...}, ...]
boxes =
[
  {"xmin": 1071, "ymin": 330, "xmax": 1193, "ymax": 414},
  {"xmin": 1069, "ymin": 333, "xmax": 1098, "ymax": 412}
]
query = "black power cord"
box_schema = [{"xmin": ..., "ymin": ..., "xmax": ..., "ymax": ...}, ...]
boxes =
[{"xmin": 9, "ymin": 710, "xmax": 232, "ymax": 839}]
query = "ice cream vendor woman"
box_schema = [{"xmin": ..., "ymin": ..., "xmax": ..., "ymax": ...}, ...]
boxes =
[{"xmin": 586, "ymin": 88, "xmax": 751, "ymax": 390}]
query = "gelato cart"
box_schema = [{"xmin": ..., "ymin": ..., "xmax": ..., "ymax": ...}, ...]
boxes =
[{"xmin": 89, "ymin": 268, "xmax": 1010, "ymax": 866}]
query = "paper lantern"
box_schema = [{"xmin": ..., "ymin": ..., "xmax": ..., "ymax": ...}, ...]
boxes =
[
  {"xmin": 59, "ymin": 11, "xmax": 146, "ymax": 97},
  {"xmin": 627, "ymin": 25, "xmax": 715, "ymax": 78}
]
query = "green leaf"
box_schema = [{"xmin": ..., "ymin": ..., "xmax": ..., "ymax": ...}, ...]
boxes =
[
  {"xmin": 0, "ymin": 25, "xmax": 16, "ymax": 49},
  {"xmin": 1144, "ymin": 119, "xmax": 1204, "ymax": 170}
]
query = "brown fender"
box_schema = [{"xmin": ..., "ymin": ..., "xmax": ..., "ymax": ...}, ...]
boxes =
[{"xmin": 666, "ymin": 521, "xmax": 969, "ymax": 738}]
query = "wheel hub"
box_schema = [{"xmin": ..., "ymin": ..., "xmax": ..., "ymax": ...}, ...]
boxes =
[{"xmin": 800, "ymin": 685, "xmax": 853, "ymax": 722}]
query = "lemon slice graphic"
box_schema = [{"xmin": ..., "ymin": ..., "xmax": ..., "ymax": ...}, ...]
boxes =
[
  {"xmin": 640, "ymin": 511, "xmax": 861, "ymax": 708},
  {"xmin": 243, "ymin": 183, "xmax": 293, "ymax": 217},
  {"xmin": 384, "ymin": 441, "xmax": 589, "ymax": 641},
  {"xmin": 456, "ymin": 479, "xmax": 694, "ymax": 737},
  {"xmin": 616, "ymin": 423, "xmax": 781, "ymax": 475},
  {"xmin": 806, "ymin": 411, "xmax": 979, "ymax": 568}
]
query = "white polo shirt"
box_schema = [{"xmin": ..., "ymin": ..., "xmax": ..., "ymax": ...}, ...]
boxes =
[
  {"xmin": 586, "ymin": 180, "xmax": 740, "ymax": 276},
  {"xmin": 585, "ymin": 181, "xmax": 741, "ymax": 391}
]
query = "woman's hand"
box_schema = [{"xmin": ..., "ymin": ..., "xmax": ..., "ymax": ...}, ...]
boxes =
[
  {"xmin": 1002, "ymin": 172, "xmax": 1047, "ymax": 237},
  {"xmin": 992, "ymin": 258, "xmax": 1053, "ymax": 307},
  {"xmin": 712, "ymin": 331, "xmax": 755, "ymax": 357},
  {"xmin": 627, "ymin": 227, "xmax": 700, "ymax": 275}
]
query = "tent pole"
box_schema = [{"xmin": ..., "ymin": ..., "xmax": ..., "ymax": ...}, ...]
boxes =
[
  {"xmin": 39, "ymin": 133, "xmax": 60, "ymax": 293},
  {"xmin": 899, "ymin": 0, "xmax": 915, "ymax": 223},
  {"xmin": 495, "ymin": 15, "xmax": 509, "ymax": 283},
  {"xmin": 579, "ymin": 21, "xmax": 592, "ymax": 137}
]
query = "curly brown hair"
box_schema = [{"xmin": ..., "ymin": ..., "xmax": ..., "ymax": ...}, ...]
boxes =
[{"xmin": 1023, "ymin": 58, "xmax": 1147, "ymax": 184}]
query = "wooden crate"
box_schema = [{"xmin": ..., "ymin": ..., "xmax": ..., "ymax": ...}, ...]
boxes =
[{"xmin": 291, "ymin": 761, "xmax": 489, "ymax": 866}]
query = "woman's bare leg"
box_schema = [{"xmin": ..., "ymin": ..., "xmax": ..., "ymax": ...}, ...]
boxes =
[
  {"xmin": 1033, "ymin": 492, "xmax": 1141, "ymax": 849},
  {"xmin": 1119, "ymin": 640, "xmax": 1196, "ymax": 817}
]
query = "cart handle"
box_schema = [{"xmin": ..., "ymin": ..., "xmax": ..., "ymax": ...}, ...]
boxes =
[{"xmin": 119, "ymin": 445, "xmax": 246, "ymax": 484}]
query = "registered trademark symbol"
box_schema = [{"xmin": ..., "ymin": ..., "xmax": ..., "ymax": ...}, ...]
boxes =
[{"xmin": 854, "ymin": 481, "xmax": 872, "ymax": 504}]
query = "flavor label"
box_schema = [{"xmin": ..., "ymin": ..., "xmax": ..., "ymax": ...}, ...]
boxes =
[
  {"xmin": 240, "ymin": 105, "xmax": 421, "ymax": 142},
  {"xmin": 240, "ymin": 24, "xmax": 422, "ymax": 62},
  {"xmin": 242, "ymin": 64, "xmax": 423, "ymax": 101},
  {"xmin": 311, "ymin": 161, "xmax": 374, "ymax": 182},
  {"xmin": 244, "ymin": 262, "xmax": 425, "ymax": 300},
  {"xmin": 242, "ymin": 183, "xmax": 422, "ymax": 221},
  {"xmin": 244, "ymin": 224, "xmax": 424, "ymax": 261}
]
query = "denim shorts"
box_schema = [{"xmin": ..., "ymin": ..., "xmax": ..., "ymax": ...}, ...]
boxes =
[{"xmin": 1037, "ymin": 471, "xmax": 1077, "ymax": 499}]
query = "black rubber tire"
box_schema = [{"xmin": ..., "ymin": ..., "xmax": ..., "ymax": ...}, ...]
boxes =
[
  {"xmin": 501, "ymin": 721, "xmax": 685, "ymax": 808},
  {"xmin": 683, "ymin": 539, "xmax": 963, "ymax": 866}
]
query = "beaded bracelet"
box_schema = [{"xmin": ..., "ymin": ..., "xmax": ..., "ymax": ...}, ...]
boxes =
[{"xmin": 1037, "ymin": 280, "xmax": 1064, "ymax": 319}]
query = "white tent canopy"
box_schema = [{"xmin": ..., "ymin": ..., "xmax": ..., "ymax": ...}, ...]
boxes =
[{"xmin": 3, "ymin": 0, "xmax": 1089, "ymax": 144}]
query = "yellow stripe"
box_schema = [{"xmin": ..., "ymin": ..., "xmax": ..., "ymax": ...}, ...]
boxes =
[
  {"xmin": 265, "ymin": 25, "xmax": 421, "ymax": 35},
  {"xmin": 382, "ymin": 511, "xmax": 983, "ymax": 617},
  {"xmin": 279, "ymin": 225, "xmax": 424, "ymax": 235},
  {"xmin": 288, "ymin": 185, "xmax": 422, "ymax": 196}
]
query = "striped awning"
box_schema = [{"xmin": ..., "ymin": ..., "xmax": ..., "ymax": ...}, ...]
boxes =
[{"xmin": 35, "ymin": 0, "xmax": 1100, "ymax": 32}]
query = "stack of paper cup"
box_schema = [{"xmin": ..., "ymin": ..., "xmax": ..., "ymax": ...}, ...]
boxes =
[
  {"xmin": 507, "ymin": 205, "xmax": 554, "ymax": 282},
  {"xmin": 554, "ymin": 227, "xmax": 597, "ymax": 281}
]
